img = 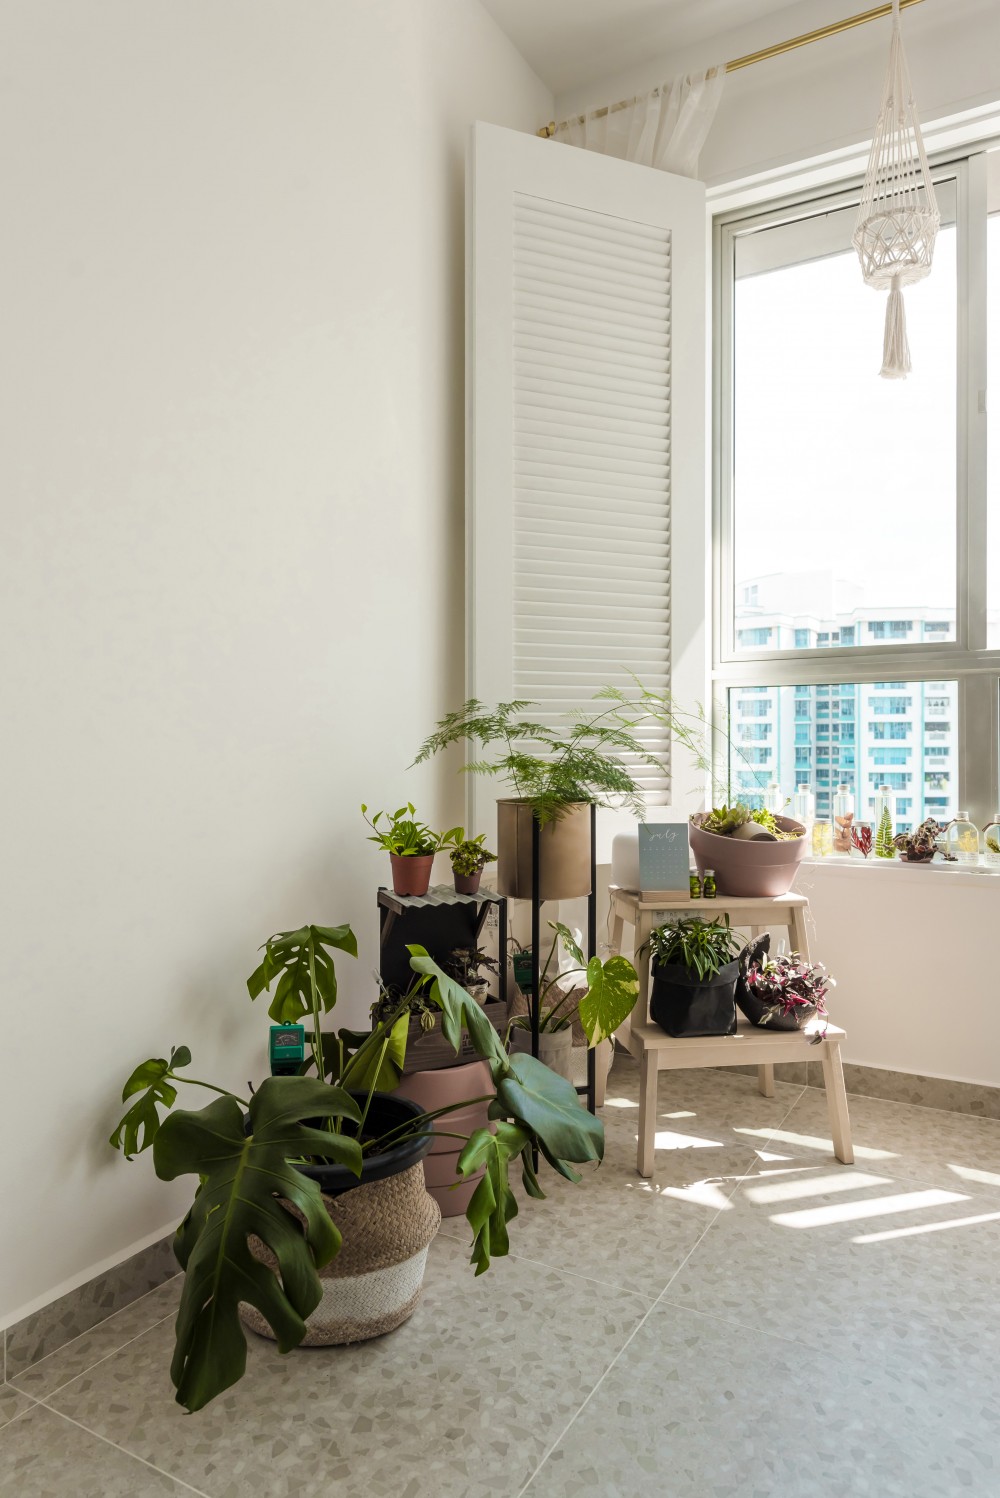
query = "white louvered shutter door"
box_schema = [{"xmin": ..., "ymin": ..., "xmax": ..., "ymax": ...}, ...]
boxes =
[{"xmin": 467, "ymin": 123, "xmax": 708, "ymax": 851}]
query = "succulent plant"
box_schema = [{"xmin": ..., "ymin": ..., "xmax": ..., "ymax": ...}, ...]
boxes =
[{"xmin": 698, "ymin": 803, "xmax": 802, "ymax": 841}]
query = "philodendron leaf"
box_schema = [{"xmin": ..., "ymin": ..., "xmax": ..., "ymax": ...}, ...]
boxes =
[
  {"xmin": 247, "ymin": 924, "xmax": 358, "ymax": 1024},
  {"xmin": 153, "ymin": 1076, "xmax": 362, "ymax": 1412},
  {"xmin": 109, "ymin": 1045, "xmax": 192, "ymax": 1159},
  {"xmin": 457, "ymin": 1121, "xmax": 531, "ymax": 1274},
  {"xmin": 577, "ymin": 955, "xmax": 640, "ymax": 1048},
  {"xmin": 406, "ymin": 946, "xmax": 508, "ymax": 1070},
  {"xmin": 550, "ymin": 920, "xmax": 585, "ymax": 969}
]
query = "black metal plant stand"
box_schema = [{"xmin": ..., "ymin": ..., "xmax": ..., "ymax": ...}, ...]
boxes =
[{"xmin": 528, "ymin": 802, "xmax": 597, "ymax": 1115}]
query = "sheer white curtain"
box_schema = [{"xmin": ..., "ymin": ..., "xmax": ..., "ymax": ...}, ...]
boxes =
[{"xmin": 555, "ymin": 67, "xmax": 724, "ymax": 178}]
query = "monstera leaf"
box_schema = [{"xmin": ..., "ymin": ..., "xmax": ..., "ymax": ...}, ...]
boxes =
[
  {"xmin": 109, "ymin": 1045, "xmax": 191, "ymax": 1159},
  {"xmin": 458, "ymin": 1121, "xmax": 538, "ymax": 1274},
  {"xmin": 247, "ymin": 923, "xmax": 358, "ymax": 1024},
  {"xmin": 577, "ymin": 954, "xmax": 639, "ymax": 1047},
  {"xmin": 153, "ymin": 1076, "xmax": 362, "ymax": 1412}
]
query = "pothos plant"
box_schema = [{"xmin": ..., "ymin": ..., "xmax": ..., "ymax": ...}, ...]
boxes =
[
  {"xmin": 508, "ymin": 922, "xmax": 639, "ymax": 1038},
  {"xmin": 110, "ymin": 924, "xmax": 608, "ymax": 1414}
]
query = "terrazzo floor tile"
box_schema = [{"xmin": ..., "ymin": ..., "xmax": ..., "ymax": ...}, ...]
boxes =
[
  {"xmin": 769, "ymin": 1085, "xmax": 1000, "ymax": 1196},
  {"xmin": 521, "ymin": 1301, "xmax": 997, "ymax": 1498},
  {"xmin": 42, "ymin": 1234, "xmax": 650, "ymax": 1498},
  {"xmin": 11, "ymin": 1276, "xmax": 182, "ymax": 1400},
  {"xmin": 663, "ymin": 1156, "xmax": 1000, "ymax": 1383},
  {"xmin": 0, "ymin": 1383, "xmax": 35, "ymax": 1431},
  {"xmin": 0, "ymin": 1401, "xmax": 203, "ymax": 1497}
]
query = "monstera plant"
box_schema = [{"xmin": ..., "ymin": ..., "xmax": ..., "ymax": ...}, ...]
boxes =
[{"xmin": 110, "ymin": 924, "xmax": 605, "ymax": 1413}]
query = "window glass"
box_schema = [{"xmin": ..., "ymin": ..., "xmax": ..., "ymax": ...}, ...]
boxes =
[
  {"xmin": 988, "ymin": 166, "xmax": 1000, "ymax": 644},
  {"xmin": 732, "ymin": 181, "xmax": 957, "ymax": 654},
  {"xmin": 727, "ymin": 681, "xmax": 958, "ymax": 831}
]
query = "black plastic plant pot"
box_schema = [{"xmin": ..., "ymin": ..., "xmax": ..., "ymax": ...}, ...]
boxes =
[
  {"xmin": 650, "ymin": 958, "xmax": 740, "ymax": 1038},
  {"xmin": 248, "ymin": 1091, "xmax": 433, "ymax": 1199}
]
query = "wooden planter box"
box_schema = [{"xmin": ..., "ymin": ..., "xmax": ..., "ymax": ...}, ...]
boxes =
[{"xmin": 401, "ymin": 999, "xmax": 507, "ymax": 1074}]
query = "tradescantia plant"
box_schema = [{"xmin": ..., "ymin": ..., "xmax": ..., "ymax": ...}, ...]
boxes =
[{"xmin": 110, "ymin": 924, "xmax": 604, "ymax": 1413}]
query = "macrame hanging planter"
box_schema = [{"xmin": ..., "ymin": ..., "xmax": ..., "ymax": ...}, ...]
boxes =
[{"xmin": 852, "ymin": 0, "xmax": 939, "ymax": 379}]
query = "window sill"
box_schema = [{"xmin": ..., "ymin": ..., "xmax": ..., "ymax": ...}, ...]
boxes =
[{"xmin": 800, "ymin": 856, "xmax": 1000, "ymax": 888}]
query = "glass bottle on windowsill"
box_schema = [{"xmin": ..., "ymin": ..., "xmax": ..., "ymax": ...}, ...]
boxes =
[
  {"xmin": 873, "ymin": 785, "xmax": 896, "ymax": 859},
  {"xmin": 832, "ymin": 783, "xmax": 855, "ymax": 856},
  {"xmin": 944, "ymin": 811, "xmax": 980, "ymax": 866},
  {"xmin": 983, "ymin": 814, "xmax": 1000, "ymax": 870}
]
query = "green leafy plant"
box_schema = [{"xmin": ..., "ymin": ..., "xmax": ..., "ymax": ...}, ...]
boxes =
[
  {"xmin": 361, "ymin": 803, "xmax": 461, "ymax": 857},
  {"xmin": 509, "ymin": 922, "xmax": 639, "ymax": 1043},
  {"xmin": 412, "ymin": 698, "xmax": 662, "ymax": 826},
  {"xmin": 110, "ymin": 926, "xmax": 604, "ymax": 1413},
  {"xmin": 450, "ymin": 833, "xmax": 497, "ymax": 877},
  {"xmin": 644, "ymin": 915, "xmax": 745, "ymax": 980},
  {"xmin": 699, "ymin": 802, "xmax": 802, "ymax": 841},
  {"xmin": 875, "ymin": 805, "xmax": 896, "ymax": 859}
]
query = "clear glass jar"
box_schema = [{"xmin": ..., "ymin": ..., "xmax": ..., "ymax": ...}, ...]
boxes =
[
  {"xmin": 764, "ymin": 782, "xmax": 784, "ymax": 816},
  {"xmin": 983, "ymin": 814, "xmax": 1000, "ymax": 869},
  {"xmin": 944, "ymin": 811, "xmax": 980, "ymax": 865},
  {"xmin": 792, "ymin": 784, "xmax": 815, "ymax": 833},
  {"xmin": 832, "ymin": 783, "xmax": 855, "ymax": 855},
  {"xmin": 873, "ymin": 785, "xmax": 896, "ymax": 859},
  {"xmin": 811, "ymin": 820, "xmax": 833, "ymax": 857}
]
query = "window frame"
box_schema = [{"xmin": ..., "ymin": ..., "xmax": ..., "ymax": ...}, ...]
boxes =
[{"xmin": 711, "ymin": 146, "xmax": 998, "ymax": 827}]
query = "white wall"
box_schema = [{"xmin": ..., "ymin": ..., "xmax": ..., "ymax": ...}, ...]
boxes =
[
  {"xmin": 0, "ymin": 0, "xmax": 550, "ymax": 1327},
  {"xmin": 555, "ymin": 0, "xmax": 1000, "ymax": 189}
]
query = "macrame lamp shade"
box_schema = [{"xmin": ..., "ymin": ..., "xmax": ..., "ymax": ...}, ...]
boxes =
[{"xmin": 852, "ymin": 0, "xmax": 939, "ymax": 379}]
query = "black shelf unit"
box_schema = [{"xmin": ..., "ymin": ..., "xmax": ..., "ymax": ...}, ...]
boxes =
[{"xmin": 377, "ymin": 884, "xmax": 507, "ymax": 1007}]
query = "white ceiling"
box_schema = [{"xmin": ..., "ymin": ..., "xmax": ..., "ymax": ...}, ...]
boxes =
[{"xmin": 481, "ymin": 0, "xmax": 806, "ymax": 98}]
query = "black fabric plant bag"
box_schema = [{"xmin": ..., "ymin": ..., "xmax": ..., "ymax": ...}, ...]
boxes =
[{"xmin": 650, "ymin": 958, "xmax": 740, "ymax": 1038}]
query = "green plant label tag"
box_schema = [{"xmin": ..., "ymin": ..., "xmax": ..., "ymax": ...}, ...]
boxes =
[{"xmin": 638, "ymin": 823, "xmax": 690, "ymax": 892}]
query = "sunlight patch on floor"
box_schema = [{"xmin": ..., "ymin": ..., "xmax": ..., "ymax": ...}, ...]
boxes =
[
  {"xmin": 648, "ymin": 1130, "xmax": 726, "ymax": 1151},
  {"xmin": 744, "ymin": 1170, "xmax": 891, "ymax": 1204},
  {"xmin": 770, "ymin": 1188, "xmax": 968, "ymax": 1229},
  {"xmin": 852, "ymin": 1208, "xmax": 1000, "ymax": 1242},
  {"xmin": 947, "ymin": 1162, "xmax": 1000, "ymax": 1189},
  {"xmin": 656, "ymin": 1179, "xmax": 736, "ymax": 1211},
  {"xmin": 734, "ymin": 1126, "xmax": 897, "ymax": 1161},
  {"xmin": 603, "ymin": 1096, "xmax": 639, "ymax": 1110}
]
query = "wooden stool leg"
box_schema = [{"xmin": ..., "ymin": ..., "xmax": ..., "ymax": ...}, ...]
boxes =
[
  {"xmin": 758, "ymin": 1063, "xmax": 775, "ymax": 1098},
  {"xmin": 608, "ymin": 909, "xmax": 625, "ymax": 957},
  {"xmin": 820, "ymin": 1040, "xmax": 854, "ymax": 1165},
  {"xmin": 638, "ymin": 1049, "xmax": 658, "ymax": 1178},
  {"xmin": 790, "ymin": 905, "xmax": 811, "ymax": 963},
  {"xmin": 594, "ymin": 1041, "xmax": 608, "ymax": 1108}
]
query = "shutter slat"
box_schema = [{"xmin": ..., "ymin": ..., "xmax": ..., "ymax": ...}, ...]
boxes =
[{"xmin": 511, "ymin": 190, "xmax": 671, "ymax": 801}]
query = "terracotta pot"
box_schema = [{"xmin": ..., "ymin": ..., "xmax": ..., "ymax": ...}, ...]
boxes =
[
  {"xmin": 389, "ymin": 852, "xmax": 434, "ymax": 897},
  {"xmin": 396, "ymin": 1061, "xmax": 493, "ymax": 1218},
  {"xmin": 509, "ymin": 1022, "xmax": 574, "ymax": 1082},
  {"xmin": 688, "ymin": 814, "xmax": 808, "ymax": 898},
  {"xmin": 496, "ymin": 800, "xmax": 592, "ymax": 901},
  {"xmin": 453, "ymin": 869, "xmax": 483, "ymax": 896}
]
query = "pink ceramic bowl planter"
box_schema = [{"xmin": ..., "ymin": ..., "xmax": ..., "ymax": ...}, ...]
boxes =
[{"xmin": 688, "ymin": 814, "xmax": 808, "ymax": 898}]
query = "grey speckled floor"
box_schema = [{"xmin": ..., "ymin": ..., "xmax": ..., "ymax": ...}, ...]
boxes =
[{"xmin": 3, "ymin": 1057, "xmax": 999, "ymax": 1497}]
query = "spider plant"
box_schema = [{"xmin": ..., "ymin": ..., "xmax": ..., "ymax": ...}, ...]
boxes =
[{"xmin": 644, "ymin": 915, "xmax": 745, "ymax": 980}]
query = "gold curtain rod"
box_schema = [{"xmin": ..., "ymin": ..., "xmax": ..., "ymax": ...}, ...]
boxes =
[{"xmin": 537, "ymin": 0, "xmax": 925, "ymax": 136}]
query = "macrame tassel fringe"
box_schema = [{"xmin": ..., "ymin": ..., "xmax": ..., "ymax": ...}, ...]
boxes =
[{"xmin": 880, "ymin": 276, "xmax": 911, "ymax": 380}]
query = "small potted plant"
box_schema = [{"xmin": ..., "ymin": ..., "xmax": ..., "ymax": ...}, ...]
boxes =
[
  {"xmin": 440, "ymin": 945, "xmax": 499, "ymax": 1005},
  {"xmin": 688, "ymin": 803, "xmax": 808, "ymax": 897},
  {"xmin": 449, "ymin": 832, "xmax": 497, "ymax": 895},
  {"xmin": 738, "ymin": 936, "xmax": 833, "ymax": 1035},
  {"xmin": 507, "ymin": 922, "xmax": 638, "ymax": 1086},
  {"xmin": 362, "ymin": 803, "xmax": 461, "ymax": 896},
  {"xmin": 644, "ymin": 915, "xmax": 745, "ymax": 1037}
]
